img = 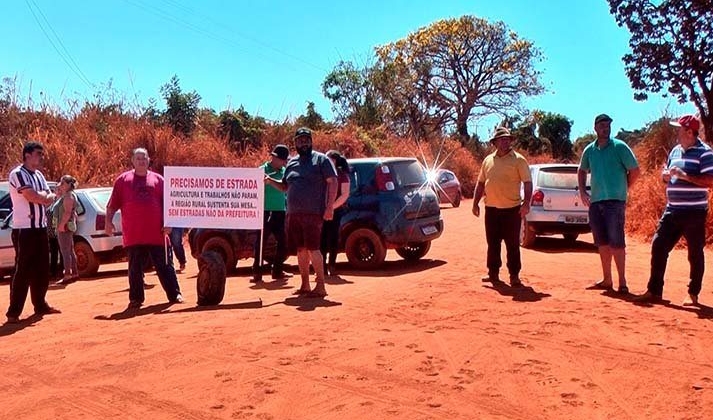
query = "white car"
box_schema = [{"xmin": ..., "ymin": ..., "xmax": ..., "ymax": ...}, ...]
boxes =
[
  {"xmin": 520, "ymin": 164, "xmax": 591, "ymax": 248},
  {"xmin": 0, "ymin": 187, "xmax": 124, "ymax": 279}
]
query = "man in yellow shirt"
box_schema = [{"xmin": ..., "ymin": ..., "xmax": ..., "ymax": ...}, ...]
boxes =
[{"xmin": 472, "ymin": 127, "xmax": 533, "ymax": 287}]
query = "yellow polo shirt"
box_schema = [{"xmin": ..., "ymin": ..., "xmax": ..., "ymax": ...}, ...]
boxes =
[{"xmin": 477, "ymin": 150, "xmax": 531, "ymax": 208}]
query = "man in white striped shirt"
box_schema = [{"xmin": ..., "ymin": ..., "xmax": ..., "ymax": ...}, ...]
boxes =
[
  {"xmin": 5, "ymin": 141, "xmax": 59, "ymax": 324},
  {"xmin": 635, "ymin": 115, "xmax": 713, "ymax": 306}
]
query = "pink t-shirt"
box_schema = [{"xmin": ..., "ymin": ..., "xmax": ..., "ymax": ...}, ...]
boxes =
[{"xmin": 107, "ymin": 170, "xmax": 165, "ymax": 247}]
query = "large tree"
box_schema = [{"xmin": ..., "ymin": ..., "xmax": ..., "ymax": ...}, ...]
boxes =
[
  {"xmin": 609, "ymin": 0, "xmax": 713, "ymax": 141},
  {"xmin": 160, "ymin": 75, "xmax": 201, "ymax": 136},
  {"xmin": 374, "ymin": 15, "xmax": 544, "ymax": 143},
  {"xmin": 322, "ymin": 61, "xmax": 382, "ymax": 129}
]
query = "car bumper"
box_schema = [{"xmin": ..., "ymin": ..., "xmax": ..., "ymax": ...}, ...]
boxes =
[{"xmin": 384, "ymin": 217, "xmax": 443, "ymax": 246}]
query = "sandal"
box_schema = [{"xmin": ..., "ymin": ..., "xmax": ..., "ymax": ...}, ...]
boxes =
[
  {"xmin": 587, "ymin": 281, "xmax": 613, "ymax": 291},
  {"xmin": 292, "ymin": 289, "xmax": 311, "ymax": 296},
  {"xmin": 618, "ymin": 285, "xmax": 629, "ymax": 294}
]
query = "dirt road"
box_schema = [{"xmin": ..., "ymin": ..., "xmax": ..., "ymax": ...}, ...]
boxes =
[{"xmin": 1, "ymin": 200, "xmax": 711, "ymax": 419}]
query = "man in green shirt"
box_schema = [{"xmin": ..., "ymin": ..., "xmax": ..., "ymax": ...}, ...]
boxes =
[{"xmin": 252, "ymin": 145, "xmax": 292, "ymax": 283}]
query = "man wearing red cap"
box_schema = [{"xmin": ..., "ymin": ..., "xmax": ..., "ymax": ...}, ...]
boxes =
[{"xmin": 635, "ymin": 115, "xmax": 713, "ymax": 306}]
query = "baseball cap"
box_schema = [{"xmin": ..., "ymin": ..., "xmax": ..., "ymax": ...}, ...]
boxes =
[
  {"xmin": 594, "ymin": 114, "xmax": 613, "ymax": 124},
  {"xmin": 271, "ymin": 144, "xmax": 289, "ymax": 160},
  {"xmin": 294, "ymin": 127, "xmax": 312, "ymax": 140},
  {"xmin": 669, "ymin": 115, "xmax": 700, "ymax": 132}
]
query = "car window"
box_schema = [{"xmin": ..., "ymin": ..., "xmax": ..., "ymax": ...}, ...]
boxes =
[
  {"xmin": 88, "ymin": 190, "xmax": 112, "ymax": 211},
  {"xmin": 537, "ymin": 167, "xmax": 590, "ymax": 189},
  {"xmin": 390, "ymin": 161, "xmax": 427, "ymax": 188}
]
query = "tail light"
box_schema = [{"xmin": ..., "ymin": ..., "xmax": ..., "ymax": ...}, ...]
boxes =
[
  {"xmin": 375, "ymin": 165, "xmax": 395, "ymax": 191},
  {"xmin": 531, "ymin": 190, "xmax": 544, "ymax": 207},
  {"xmin": 95, "ymin": 214, "xmax": 106, "ymax": 231}
]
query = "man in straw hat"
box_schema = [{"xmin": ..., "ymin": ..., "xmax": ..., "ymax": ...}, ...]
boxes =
[
  {"xmin": 579, "ymin": 114, "xmax": 639, "ymax": 294},
  {"xmin": 473, "ymin": 127, "xmax": 532, "ymax": 287}
]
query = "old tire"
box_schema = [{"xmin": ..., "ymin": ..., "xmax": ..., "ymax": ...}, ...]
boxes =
[
  {"xmin": 201, "ymin": 236, "xmax": 235, "ymax": 272},
  {"xmin": 75, "ymin": 241, "xmax": 99, "ymax": 277},
  {"xmin": 345, "ymin": 228, "xmax": 386, "ymax": 269},
  {"xmin": 395, "ymin": 241, "xmax": 431, "ymax": 261},
  {"xmin": 520, "ymin": 219, "xmax": 536, "ymax": 248},
  {"xmin": 196, "ymin": 250, "xmax": 227, "ymax": 306}
]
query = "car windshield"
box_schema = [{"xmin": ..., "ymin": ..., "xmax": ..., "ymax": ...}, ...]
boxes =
[
  {"xmin": 390, "ymin": 161, "xmax": 428, "ymax": 188},
  {"xmin": 88, "ymin": 189, "xmax": 112, "ymax": 210},
  {"xmin": 537, "ymin": 167, "xmax": 590, "ymax": 189}
]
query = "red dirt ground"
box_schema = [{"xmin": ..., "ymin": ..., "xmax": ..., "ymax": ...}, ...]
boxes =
[{"xmin": 1, "ymin": 200, "xmax": 712, "ymax": 420}]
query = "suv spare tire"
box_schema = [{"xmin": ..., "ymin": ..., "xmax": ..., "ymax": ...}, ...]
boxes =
[
  {"xmin": 201, "ymin": 236, "xmax": 236, "ymax": 272},
  {"xmin": 196, "ymin": 250, "xmax": 226, "ymax": 306},
  {"xmin": 345, "ymin": 228, "xmax": 386, "ymax": 269}
]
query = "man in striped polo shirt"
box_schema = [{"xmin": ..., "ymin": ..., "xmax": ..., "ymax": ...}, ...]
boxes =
[
  {"xmin": 5, "ymin": 141, "xmax": 59, "ymax": 324},
  {"xmin": 635, "ymin": 115, "xmax": 713, "ymax": 306}
]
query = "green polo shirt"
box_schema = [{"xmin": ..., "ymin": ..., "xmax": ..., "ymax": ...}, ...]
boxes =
[
  {"xmin": 579, "ymin": 138, "xmax": 638, "ymax": 203},
  {"xmin": 260, "ymin": 162, "xmax": 286, "ymax": 211}
]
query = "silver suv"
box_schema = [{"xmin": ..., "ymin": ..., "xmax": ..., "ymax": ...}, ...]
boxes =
[{"xmin": 520, "ymin": 164, "xmax": 591, "ymax": 248}]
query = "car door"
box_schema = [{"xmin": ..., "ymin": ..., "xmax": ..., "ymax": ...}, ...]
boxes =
[{"xmin": 0, "ymin": 214, "xmax": 16, "ymax": 271}]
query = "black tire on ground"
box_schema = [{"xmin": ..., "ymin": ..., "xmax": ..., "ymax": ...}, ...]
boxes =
[
  {"xmin": 201, "ymin": 236, "xmax": 235, "ymax": 272},
  {"xmin": 563, "ymin": 233, "xmax": 579, "ymax": 243},
  {"xmin": 395, "ymin": 241, "xmax": 431, "ymax": 261},
  {"xmin": 520, "ymin": 219, "xmax": 536, "ymax": 248},
  {"xmin": 345, "ymin": 228, "xmax": 387, "ymax": 269},
  {"xmin": 75, "ymin": 241, "xmax": 99, "ymax": 277},
  {"xmin": 452, "ymin": 192, "xmax": 461, "ymax": 208},
  {"xmin": 196, "ymin": 250, "xmax": 227, "ymax": 306}
]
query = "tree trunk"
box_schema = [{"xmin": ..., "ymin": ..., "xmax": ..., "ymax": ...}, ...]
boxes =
[{"xmin": 456, "ymin": 120, "xmax": 469, "ymax": 146}]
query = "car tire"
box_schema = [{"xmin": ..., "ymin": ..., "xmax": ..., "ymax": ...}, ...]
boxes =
[
  {"xmin": 201, "ymin": 236, "xmax": 236, "ymax": 272},
  {"xmin": 563, "ymin": 233, "xmax": 579, "ymax": 243},
  {"xmin": 452, "ymin": 192, "xmax": 461, "ymax": 208},
  {"xmin": 395, "ymin": 241, "xmax": 431, "ymax": 261},
  {"xmin": 75, "ymin": 240, "xmax": 100, "ymax": 277},
  {"xmin": 520, "ymin": 219, "xmax": 536, "ymax": 248},
  {"xmin": 345, "ymin": 228, "xmax": 386, "ymax": 269}
]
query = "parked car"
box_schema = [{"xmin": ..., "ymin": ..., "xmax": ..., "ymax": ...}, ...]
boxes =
[
  {"xmin": 189, "ymin": 157, "xmax": 444, "ymax": 270},
  {"xmin": 520, "ymin": 163, "xmax": 591, "ymax": 248},
  {"xmin": 428, "ymin": 169, "xmax": 462, "ymax": 207},
  {"xmin": 0, "ymin": 187, "xmax": 125, "ymax": 278}
]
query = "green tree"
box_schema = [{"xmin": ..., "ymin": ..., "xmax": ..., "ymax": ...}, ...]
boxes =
[
  {"xmin": 535, "ymin": 111, "xmax": 574, "ymax": 160},
  {"xmin": 295, "ymin": 102, "xmax": 326, "ymax": 131},
  {"xmin": 160, "ymin": 75, "xmax": 201, "ymax": 136},
  {"xmin": 218, "ymin": 106, "xmax": 266, "ymax": 150},
  {"xmin": 322, "ymin": 60, "xmax": 382, "ymax": 128},
  {"xmin": 608, "ymin": 0, "xmax": 712, "ymax": 141},
  {"xmin": 374, "ymin": 15, "xmax": 544, "ymax": 144}
]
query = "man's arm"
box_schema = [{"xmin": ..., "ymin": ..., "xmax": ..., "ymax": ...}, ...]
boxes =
[
  {"xmin": 627, "ymin": 167, "xmax": 641, "ymax": 188},
  {"xmin": 105, "ymin": 206, "xmax": 117, "ymax": 236},
  {"xmin": 670, "ymin": 167, "xmax": 713, "ymax": 188},
  {"xmin": 323, "ymin": 177, "xmax": 337, "ymax": 221},
  {"xmin": 19, "ymin": 188, "xmax": 55, "ymax": 206},
  {"xmin": 265, "ymin": 176, "xmax": 288, "ymax": 192},
  {"xmin": 472, "ymin": 182, "xmax": 485, "ymax": 217},
  {"xmin": 577, "ymin": 168, "xmax": 591, "ymax": 207},
  {"xmin": 520, "ymin": 181, "xmax": 533, "ymax": 217}
]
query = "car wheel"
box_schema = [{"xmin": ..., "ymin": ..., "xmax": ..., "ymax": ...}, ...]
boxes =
[
  {"xmin": 345, "ymin": 228, "xmax": 386, "ymax": 269},
  {"xmin": 452, "ymin": 192, "xmax": 461, "ymax": 208},
  {"xmin": 520, "ymin": 219, "xmax": 536, "ymax": 248},
  {"xmin": 202, "ymin": 236, "xmax": 236, "ymax": 272},
  {"xmin": 75, "ymin": 241, "xmax": 100, "ymax": 277},
  {"xmin": 563, "ymin": 233, "xmax": 579, "ymax": 243},
  {"xmin": 395, "ymin": 241, "xmax": 431, "ymax": 261}
]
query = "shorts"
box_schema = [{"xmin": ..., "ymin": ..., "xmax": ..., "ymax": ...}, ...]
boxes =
[
  {"xmin": 286, "ymin": 213, "xmax": 324, "ymax": 254},
  {"xmin": 588, "ymin": 200, "xmax": 626, "ymax": 248}
]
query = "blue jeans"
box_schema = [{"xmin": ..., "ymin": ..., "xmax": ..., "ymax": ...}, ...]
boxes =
[
  {"xmin": 647, "ymin": 209, "xmax": 707, "ymax": 296},
  {"xmin": 126, "ymin": 245, "xmax": 181, "ymax": 304},
  {"xmin": 588, "ymin": 200, "xmax": 626, "ymax": 248},
  {"xmin": 169, "ymin": 228, "xmax": 186, "ymax": 266}
]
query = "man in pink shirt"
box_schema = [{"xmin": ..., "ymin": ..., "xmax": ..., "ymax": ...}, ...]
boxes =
[{"xmin": 106, "ymin": 148, "xmax": 182, "ymax": 308}]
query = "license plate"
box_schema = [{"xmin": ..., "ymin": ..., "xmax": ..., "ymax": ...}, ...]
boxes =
[
  {"xmin": 564, "ymin": 215, "xmax": 588, "ymax": 224},
  {"xmin": 421, "ymin": 225, "xmax": 438, "ymax": 235}
]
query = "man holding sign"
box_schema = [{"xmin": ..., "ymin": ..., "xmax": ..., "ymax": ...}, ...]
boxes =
[{"xmin": 266, "ymin": 127, "xmax": 337, "ymax": 298}]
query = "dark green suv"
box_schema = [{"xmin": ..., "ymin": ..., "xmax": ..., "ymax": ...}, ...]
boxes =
[{"xmin": 188, "ymin": 157, "xmax": 443, "ymax": 270}]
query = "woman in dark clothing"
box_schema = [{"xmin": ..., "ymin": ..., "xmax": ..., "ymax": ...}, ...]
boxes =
[{"xmin": 321, "ymin": 150, "xmax": 350, "ymax": 276}]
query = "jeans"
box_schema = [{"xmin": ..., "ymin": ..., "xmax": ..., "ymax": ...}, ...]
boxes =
[
  {"xmin": 7, "ymin": 228, "xmax": 51, "ymax": 318},
  {"xmin": 647, "ymin": 209, "xmax": 707, "ymax": 296},
  {"xmin": 320, "ymin": 208, "xmax": 344, "ymax": 266},
  {"xmin": 49, "ymin": 235, "xmax": 61, "ymax": 278},
  {"xmin": 253, "ymin": 211, "xmax": 287, "ymax": 279},
  {"xmin": 126, "ymin": 244, "xmax": 181, "ymax": 304},
  {"xmin": 588, "ymin": 200, "xmax": 626, "ymax": 248},
  {"xmin": 484, "ymin": 206, "xmax": 522, "ymax": 278},
  {"xmin": 169, "ymin": 228, "xmax": 187, "ymax": 266},
  {"xmin": 57, "ymin": 231, "xmax": 79, "ymax": 277}
]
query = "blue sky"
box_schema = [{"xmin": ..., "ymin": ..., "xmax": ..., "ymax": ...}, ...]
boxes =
[{"xmin": 1, "ymin": 0, "xmax": 692, "ymax": 139}]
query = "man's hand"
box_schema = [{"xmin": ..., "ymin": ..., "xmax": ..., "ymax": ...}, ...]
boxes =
[
  {"xmin": 579, "ymin": 192, "xmax": 591, "ymax": 208},
  {"xmin": 323, "ymin": 206, "xmax": 334, "ymax": 221},
  {"xmin": 44, "ymin": 192, "xmax": 57, "ymax": 206},
  {"xmin": 105, "ymin": 223, "xmax": 115, "ymax": 236},
  {"xmin": 519, "ymin": 203, "xmax": 530, "ymax": 217},
  {"xmin": 472, "ymin": 203, "xmax": 480, "ymax": 217},
  {"xmin": 670, "ymin": 166, "xmax": 687, "ymax": 181},
  {"xmin": 162, "ymin": 227, "xmax": 172, "ymax": 236}
]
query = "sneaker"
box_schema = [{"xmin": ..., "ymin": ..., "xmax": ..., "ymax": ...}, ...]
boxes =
[
  {"xmin": 509, "ymin": 277, "xmax": 523, "ymax": 288},
  {"xmin": 250, "ymin": 277, "xmax": 263, "ymax": 283},
  {"xmin": 632, "ymin": 291, "xmax": 662, "ymax": 303},
  {"xmin": 170, "ymin": 294, "xmax": 184, "ymax": 304},
  {"xmin": 6, "ymin": 316, "xmax": 20, "ymax": 324},
  {"xmin": 271, "ymin": 272, "xmax": 293, "ymax": 280},
  {"xmin": 35, "ymin": 305, "xmax": 61, "ymax": 315},
  {"xmin": 128, "ymin": 300, "xmax": 142, "ymax": 309},
  {"xmin": 481, "ymin": 274, "xmax": 500, "ymax": 283},
  {"xmin": 178, "ymin": 263, "xmax": 186, "ymax": 273},
  {"xmin": 682, "ymin": 294, "xmax": 699, "ymax": 306},
  {"xmin": 327, "ymin": 264, "xmax": 337, "ymax": 276}
]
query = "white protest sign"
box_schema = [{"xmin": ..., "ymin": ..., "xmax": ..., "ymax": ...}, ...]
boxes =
[{"xmin": 163, "ymin": 166, "xmax": 264, "ymax": 229}]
